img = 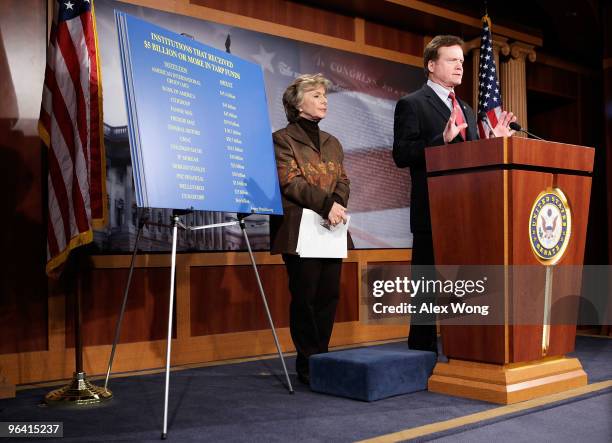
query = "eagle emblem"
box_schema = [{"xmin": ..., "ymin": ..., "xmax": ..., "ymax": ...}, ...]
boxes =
[
  {"xmin": 539, "ymin": 209, "xmax": 558, "ymax": 241},
  {"xmin": 529, "ymin": 188, "xmax": 572, "ymax": 265}
]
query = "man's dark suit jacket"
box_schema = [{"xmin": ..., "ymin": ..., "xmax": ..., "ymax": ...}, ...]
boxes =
[{"xmin": 393, "ymin": 83, "xmax": 479, "ymax": 234}]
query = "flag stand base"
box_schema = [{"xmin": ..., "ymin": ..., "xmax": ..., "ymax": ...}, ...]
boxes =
[{"xmin": 44, "ymin": 372, "xmax": 112, "ymax": 406}]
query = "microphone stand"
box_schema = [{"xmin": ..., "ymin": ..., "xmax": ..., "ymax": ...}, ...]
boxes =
[{"xmin": 509, "ymin": 123, "xmax": 545, "ymax": 140}]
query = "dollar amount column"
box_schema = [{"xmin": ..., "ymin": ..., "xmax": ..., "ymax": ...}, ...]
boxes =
[{"xmin": 220, "ymin": 78, "xmax": 250, "ymax": 207}]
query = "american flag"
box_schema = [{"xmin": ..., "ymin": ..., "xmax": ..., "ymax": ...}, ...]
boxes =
[
  {"xmin": 39, "ymin": 0, "xmax": 106, "ymax": 276},
  {"xmin": 477, "ymin": 15, "xmax": 502, "ymax": 139}
]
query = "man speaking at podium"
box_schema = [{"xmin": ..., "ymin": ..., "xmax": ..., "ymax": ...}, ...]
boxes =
[{"xmin": 392, "ymin": 35, "xmax": 516, "ymax": 353}]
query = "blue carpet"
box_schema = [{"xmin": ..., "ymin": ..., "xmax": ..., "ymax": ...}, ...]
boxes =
[
  {"xmin": 568, "ymin": 335, "xmax": 612, "ymax": 382},
  {"xmin": 423, "ymin": 391, "xmax": 612, "ymax": 443},
  {"xmin": 0, "ymin": 336, "xmax": 610, "ymax": 442}
]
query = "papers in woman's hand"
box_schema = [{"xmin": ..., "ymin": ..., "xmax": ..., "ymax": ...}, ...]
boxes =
[{"xmin": 296, "ymin": 209, "xmax": 350, "ymax": 258}]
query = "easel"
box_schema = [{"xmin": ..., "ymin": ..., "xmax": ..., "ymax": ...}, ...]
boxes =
[{"xmin": 104, "ymin": 208, "xmax": 294, "ymax": 439}]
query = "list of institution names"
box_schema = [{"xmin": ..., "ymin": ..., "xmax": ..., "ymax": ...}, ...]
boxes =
[{"xmin": 151, "ymin": 59, "xmax": 250, "ymax": 206}]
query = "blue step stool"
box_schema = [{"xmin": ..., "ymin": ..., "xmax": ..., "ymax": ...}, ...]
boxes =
[{"xmin": 309, "ymin": 346, "xmax": 437, "ymax": 401}]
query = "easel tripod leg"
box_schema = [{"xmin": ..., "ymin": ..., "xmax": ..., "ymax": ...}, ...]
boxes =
[
  {"xmin": 240, "ymin": 221, "xmax": 294, "ymax": 394},
  {"xmin": 162, "ymin": 215, "xmax": 179, "ymax": 439},
  {"xmin": 104, "ymin": 221, "xmax": 144, "ymax": 391}
]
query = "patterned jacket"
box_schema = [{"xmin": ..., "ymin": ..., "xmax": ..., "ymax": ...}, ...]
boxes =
[{"xmin": 270, "ymin": 121, "xmax": 351, "ymax": 255}]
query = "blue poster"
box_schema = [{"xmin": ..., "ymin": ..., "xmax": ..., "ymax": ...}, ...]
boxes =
[
  {"xmin": 95, "ymin": 0, "xmax": 421, "ymax": 252},
  {"xmin": 115, "ymin": 12, "xmax": 282, "ymax": 215}
]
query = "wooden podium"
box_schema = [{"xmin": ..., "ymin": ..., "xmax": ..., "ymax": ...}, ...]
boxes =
[{"xmin": 424, "ymin": 137, "xmax": 595, "ymax": 404}]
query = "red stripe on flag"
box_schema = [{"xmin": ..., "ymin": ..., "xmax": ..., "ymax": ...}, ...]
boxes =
[
  {"xmin": 47, "ymin": 148, "xmax": 72, "ymax": 249},
  {"xmin": 56, "ymin": 21, "xmax": 89, "ymax": 164},
  {"xmin": 488, "ymin": 111, "xmax": 499, "ymax": 128},
  {"xmin": 478, "ymin": 123, "xmax": 486, "ymax": 139},
  {"xmin": 47, "ymin": 72, "xmax": 90, "ymax": 234}
]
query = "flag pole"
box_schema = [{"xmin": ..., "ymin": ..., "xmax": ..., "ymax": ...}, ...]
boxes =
[{"xmin": 44, "ymin": 249, "xmax": 112, "ymax": 406}]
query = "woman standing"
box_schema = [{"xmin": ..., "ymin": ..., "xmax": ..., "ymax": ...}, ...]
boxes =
[{"xmin": 270, "ymin": 74, "xmax": 351, "ymax": 385}]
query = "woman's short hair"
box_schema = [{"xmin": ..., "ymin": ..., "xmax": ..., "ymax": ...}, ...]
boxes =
[
  {"xmin": 423, "ymin": 35, "xmax": 464, "ymax": 77},
  {"xmin": 282, "ymin": 73, "xmax": 331, "ymax": 122}
]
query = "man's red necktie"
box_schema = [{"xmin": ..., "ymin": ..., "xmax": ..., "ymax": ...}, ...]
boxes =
[{"xmin": 449, "ymin": 91, "xmax": 467, "ymax": 140}]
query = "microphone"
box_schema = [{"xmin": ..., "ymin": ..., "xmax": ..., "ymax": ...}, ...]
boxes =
[{"xmin": 509, "ymin": 122, "xmax": 545, "ymax": 140}]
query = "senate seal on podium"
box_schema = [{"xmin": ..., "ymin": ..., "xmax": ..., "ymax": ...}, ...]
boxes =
[{"xmin": 529, "ymin": 188, "xmax": 572, "ymax": 265}]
